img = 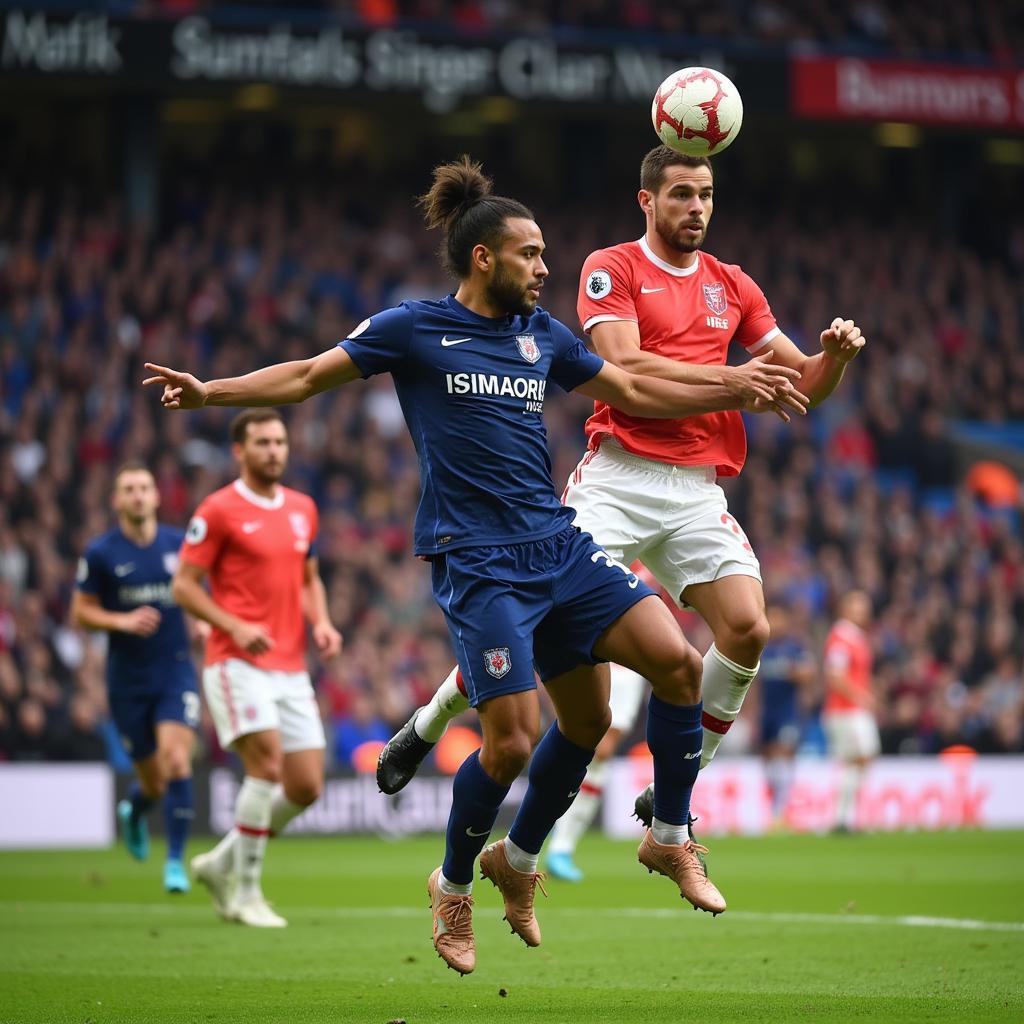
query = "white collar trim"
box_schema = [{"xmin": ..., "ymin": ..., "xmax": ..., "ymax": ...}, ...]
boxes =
[
  {"xmin": 233, "ymin": 478, "xmax": 284, "ymax": 510},
  {"xmin": 638, "ymin": 236, "xmax": 700, "ymax": 277}
]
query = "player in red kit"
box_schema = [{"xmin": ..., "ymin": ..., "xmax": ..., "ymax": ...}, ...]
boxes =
[
  {"xmin": 378, "ymin": 145, "xmax": 865, "ymax": 881},
  {"xmin": 172, "ymin": 409, "xmax": 341, "ymax": 927},
  {"xmin": 822, "ymin": 591, "xmax": 879, "ymax": 833}
]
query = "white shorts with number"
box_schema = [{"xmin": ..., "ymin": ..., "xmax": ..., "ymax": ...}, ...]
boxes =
[
  {"xmin": 563, "ymin": 439, "xmax": 761, "ymax": 607},
  {"xmin": 822, "ymin": 709, "xmax": 880, "ymax": 761},
  {"xmin": 608, "ymin": 663, "xmax": 647, "ymax": 734},
  {"xmin": 203, "ymin": 658, "xmax": 326, "ymax": 753}
]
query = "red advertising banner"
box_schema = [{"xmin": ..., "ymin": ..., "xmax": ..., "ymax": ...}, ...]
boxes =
[{"xmin": 792, "ymin": 56, "xmax": 1024, "ymax": 131}]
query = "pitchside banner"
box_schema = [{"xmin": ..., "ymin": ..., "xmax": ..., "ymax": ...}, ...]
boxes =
[
  {"xmin": 792, "ymin": 56, "xmax": 1024, "ymax": 131},
  {"xmin": 0, "ymin": 9, "xmax": 751, "ymax": 112},
  {"xmin": 603, "ymin": 755, "xmax": 1024, "ymax": 837}
]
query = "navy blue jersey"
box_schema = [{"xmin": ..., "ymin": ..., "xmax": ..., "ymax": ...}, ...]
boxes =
[
  {"xmin": 340, "ymin": 295, "xmax": 604, "ymax": 555},
  {"xmin": 759, "ymin": 637, "xmax": 813, "ymax": 723},
  {"xmin": 76, "ymin": 525, "xmax": 194, "ymax": 696}
]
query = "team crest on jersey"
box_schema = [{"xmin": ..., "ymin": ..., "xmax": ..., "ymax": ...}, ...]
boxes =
[
  {"xmin": 484, "ymin": 647, "xmax": 512, "ymax": 679},
  {"xmin": 289, "ymin": 512, "xmax": 310, "ymax": 540},
  {"xmin": 162, "ymin": 552, "xmax": 179, "ymax": 576},
  {"xmin": 702, "ymin": 282, "xmax": 727, "ymax": 316},
  {"xmin": 516, "ymin": 334, "xmax": 540, "ymax": 364},
  {"xmin": 586, "ymin": 269, "xmax": 612, "ymax": 299}
]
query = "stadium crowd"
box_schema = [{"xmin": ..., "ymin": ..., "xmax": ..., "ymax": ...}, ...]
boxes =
[
  {"xmin": 0, "ymin": 168, "xmax": 1022, "ymax": 767},
  {"xmin": 107, "ymin": 0, "xmax": 1022, "ymax": 63}
]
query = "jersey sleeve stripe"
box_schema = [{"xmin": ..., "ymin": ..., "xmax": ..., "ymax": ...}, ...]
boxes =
[
  {"xmin": 582, "ymin": 313, "xmax": 638, "ymax": 334},
  {"xmin": 744, "ymin": 326, "xmax": 781, "ymax": 354}
]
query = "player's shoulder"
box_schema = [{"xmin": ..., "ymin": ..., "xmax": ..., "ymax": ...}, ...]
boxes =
[
  {"xmin": 84, "ymin": 527, "xmax": 121, "ymax": 560},
  {"xmin": 582, "ymin": 240, "xmax": 642, "ymax": 273},
  {"xmin": 700, "ymin": 250, "xmax": 758, "ymax": 287},
  {"xmin": 280, "ymin": 486, "xmax": 317, "ymax": 513},
  {"xmin": 157, "ymin": 522, "xmax": 187, "ymax": 546}
]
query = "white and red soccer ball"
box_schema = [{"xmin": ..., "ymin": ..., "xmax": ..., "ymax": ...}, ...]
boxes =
[{"xmin": 651, "ymin": 66, "xmax": 744, "ymax": 157}]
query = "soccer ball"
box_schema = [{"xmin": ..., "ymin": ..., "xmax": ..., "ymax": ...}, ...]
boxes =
[{"xmin": 651, "ymin": 67, "xmax": 743, "ymax": 157}]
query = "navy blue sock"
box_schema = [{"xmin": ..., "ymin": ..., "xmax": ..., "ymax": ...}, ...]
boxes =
[
  {"xmin": 129, "ymin": 782, "xmax": 156, "ymax": 823},
  {"xmin": 163, "ymin": 778, "xmax": 194, "ymax": 862},
  {"xmin": 647, "ymin": 695, "xmax": 703, "ymax": 826},
  {"xmin": 508, "ymin": 724, "xmax": 595, "ymax": 855},
  {"xmin": 441, "ymin": 751, "xmax": 511, "ymax": 885}
]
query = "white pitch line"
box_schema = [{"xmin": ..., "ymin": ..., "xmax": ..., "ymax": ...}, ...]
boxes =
[{"xmin": 2, "ymin": 902, "xmax": 1022, "ymax": 933}]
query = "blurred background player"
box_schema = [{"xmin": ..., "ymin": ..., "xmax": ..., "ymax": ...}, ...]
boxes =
[
  {"xmin": 172, "ymin": 410, "xmax": 342, "ymax": 927},
  {"xmin": 822, "ymin": 591, "xmax": 879, "ymax": 834},
  {"xmin": 141, "ymin": 156, "xmax": 809, "ymax": 972},
  {"xmin": 757, "ymin": 603, "xmax": 816, "ymax": 831},
  {"xmin": 70, "ymin": 462, "xmax": 199, "ymax": 894},
  {"xmin": 377, "ymin": 144, "xmax": 864, "ymax": 844}
]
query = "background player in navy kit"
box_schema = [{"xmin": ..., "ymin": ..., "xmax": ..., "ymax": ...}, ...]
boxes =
[
  {"xmin": 143, "ymin": 157, "xmax": 807, "ymax": 974},
  {"xmin": 757, "ymin": 603, "xmax": 816, "ymax": 830},
  {"xmin": 70, "ymin": 462, "xmax": 199, "ymax": 894}
]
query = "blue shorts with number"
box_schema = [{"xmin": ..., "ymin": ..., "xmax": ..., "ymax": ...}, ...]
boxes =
[
  {"xmin": 431, "ymin": 525, "xmax": 655, "ymax": 707},
  {"xmin": 108, "ymin": 666, "xmax": 200, "ymax": 762}
]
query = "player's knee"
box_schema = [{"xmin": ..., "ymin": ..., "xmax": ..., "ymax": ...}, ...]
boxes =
[
  {"xmin": 721, "ymin": 612, "xmax": 770, "ymax": 662},
  {"xmin": 650, "ymin": 642, "xmax": 703, "ymax": 705},
  {"xmin": 480, "ymin": 731, "xmax": 533, "ymax": 785},
  {"xmin": 248, "ymin": 752, "xmax": 284, "ymax": 783},
  {"xmin": 286, "ymin": 778, "xmax": 321, "ymax": 808},
  {"xmin": 562, "ymin": 704, "xmax": 612, "ymax": 751}
]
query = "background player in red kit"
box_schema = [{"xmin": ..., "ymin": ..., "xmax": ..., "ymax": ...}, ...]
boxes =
[
  {"xmin": 822, "ymin": 591, "xmax": 879, "ymax": 833},
  {"xmin": 379, "ymin": 145, "xmax": 865, "ymax": 874},
  {"xmin": 172, "ymin": 409, "xmax": 341, "ymax": 927}
]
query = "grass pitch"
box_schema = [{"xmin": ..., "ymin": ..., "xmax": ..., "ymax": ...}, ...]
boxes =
[{"xmin": 1, "ymin": 831, "xmax": 1022, "ymax": 1023}]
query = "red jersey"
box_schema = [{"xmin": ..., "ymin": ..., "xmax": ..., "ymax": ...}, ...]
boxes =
[
  {"xmin": 180, "ymin": 480, "xmax": 317, "ymax": 672},
  {"xmin": 823, "ymin": 619, "xmax": 873, "ymax": 713},
  {"xmin": 577, "ymin": 237, "xmax": 779, "ymax": 476}
]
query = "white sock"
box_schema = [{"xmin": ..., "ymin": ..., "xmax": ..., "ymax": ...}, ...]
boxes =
[
  {"xmin": 438, "ymin": 871, "xmax": 472, "ymax": 896},
  {"xmin": 415, "ymin": 667, "xmax": 470, "ymax": 743},
  {"xmin": 700, "ymin": 644, "xmax": 759, "ymax": 769},
  {"xmin": 651, "ymin": 817, "xmax": 690, "ymax": 846},
  {"xmin": 502, "ymin": 836, "xmax": 538, "ymax": 874},
  {"xmin": 837, "ymin": 763, "xmax": 863, "ymax": 828},
  {"xmin": 208, "ymin": 827, "xmax": 238, "ymax": 873},
  {"xmin": 548, "ymin": 760, "xmax": 606, "ymax": 855},
  {"xmin": 269, "ymin": 786, "xmax": 307, "ymax": 836},
  {"xmin": 234, "ymin": 776, "xmax": 275, "ymax": 901}
]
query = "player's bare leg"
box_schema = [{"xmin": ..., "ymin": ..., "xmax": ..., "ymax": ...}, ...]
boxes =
[
  {"xmin": 118, "ymin": 754, "xmax": 165, "ymax": 863},
  {"xmin": 595, "ymin": 596, "xmax": 726, "ymax": 914},
  {"xmin": 154, "ymin": 720, "xmax": 196, "ymax": 893},
  {"xmin": 377, "ymin": 667, "xmax": 469, "ymax": 794},
  {"xmin": 683, "ymin": 574, "xmax": 768, "ymax": 769}
]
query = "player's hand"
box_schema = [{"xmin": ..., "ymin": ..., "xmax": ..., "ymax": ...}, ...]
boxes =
[
  {"xmin": 312, "ymin": 621, "xmax": 343, "ymax": 660},
  {"xmin": 230, "ymin": 621, "xmax": 274, "ymax": 656},
  {"xmin": 193, "ymin": 619, "xmax": 212, "ymax": 644},
  {"xmin": 820, "ymin": 318, "xmax": 865, "ymax": 364},
  {"xmin": 724, "ymin": 353, "xmax": 803, "ymax": 407},
  {"xmin": 742, "ymin": 381, "xmax": 810, "ymax": 422},
  {"xmin": 142, "ymin": 363, "xmax": 209, "ymax": 409},
  {"xmin": 121, "ymin": 606, "xmax": 162, "ymax": 636}
]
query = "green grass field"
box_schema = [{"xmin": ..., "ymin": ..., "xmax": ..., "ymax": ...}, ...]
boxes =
[{"xmin": 1, "ymin": 831, "xmax": 1022, "ymax": 1024}]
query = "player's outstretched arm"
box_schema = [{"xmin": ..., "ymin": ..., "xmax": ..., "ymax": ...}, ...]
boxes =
[
  {"xmin": 143, "ymin": 347, "xmax": 362, "ymax": 410},
  {"xmin": 577, "ymin": 357, "xmax": 808, "ymax": 420},
  {"xmin": 766, "ymin": 319, "xmax": 865, "ymax": 407}
]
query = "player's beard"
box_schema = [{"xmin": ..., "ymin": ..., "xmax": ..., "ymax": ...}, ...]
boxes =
[
  {"xmin": 247, "ymin": 459, "xmax": 285, "ymax": 487},
  {"xmin": 487, "ymin": 257, "xmax": 537, "ymax": 317},
  {"xmin": 656, "ymin": 209, "xmax": 706, "ymax": 254}
]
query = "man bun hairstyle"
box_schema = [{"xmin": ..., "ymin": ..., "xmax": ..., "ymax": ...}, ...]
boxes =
[
  {"xmin": 640, "ymin": 145, "xmax": 713, "ymax": 194},
  {"xmin": 418, "ymin": 155, "xmax": 534, "ymax": 278}
]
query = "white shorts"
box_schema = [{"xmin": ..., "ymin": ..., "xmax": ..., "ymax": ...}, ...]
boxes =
[
  {"xmin": 203, "ymin": 658, "xmax": 326, "ymax": 754},
  {"xmin": 822, "ymin": 710, "xmax": 880, "ymax": 761},
  {"xmin": 608, "ymin": 663, "xmax": 647, "ymax": 733},
  {"xmin": 563, "ymin": 439, "xmax": 761, "ymax": 606}
]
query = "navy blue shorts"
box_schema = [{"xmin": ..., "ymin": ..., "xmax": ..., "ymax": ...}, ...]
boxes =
[
  {"xmin": 431, "ymin": 526, "xmax": 655, "ymax": 708},
  {"xmin": 108, "ymin": 669, "xmax": 200, "ymax": 762}
]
